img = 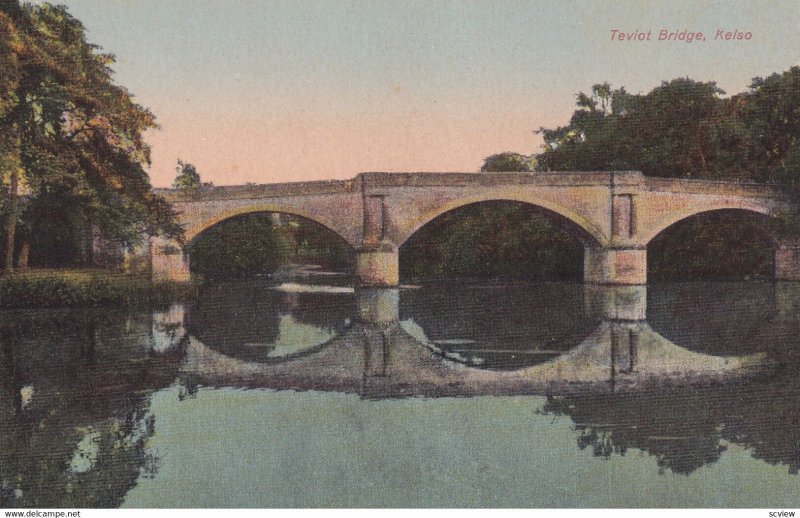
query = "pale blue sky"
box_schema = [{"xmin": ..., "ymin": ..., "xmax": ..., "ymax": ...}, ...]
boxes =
[{"xmin": 53, "ymin": 0, "xmax": 800, "ymax": 186}]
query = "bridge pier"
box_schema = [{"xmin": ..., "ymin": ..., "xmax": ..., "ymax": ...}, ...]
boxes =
[
  {"xmin": 584, "ymin": 247, "xmax": 647, "ymax": 285},
  {"xmin": 774, "ymin": 282, "xmax": 800, "ymax": 321},
  {"xmin": 356, "ymin": 288, "xmax": 400, "ymax": 323},
  {"xmin": 355, "ymin": 244, "xmax": 399, "ymax": 288},
  {"xmin": 150, "ymin": 237, "xmax": 190, "ymax": 283},
  {"xmin": 585, "ymin": 284, "xmax": 647, "ymax": 321},
  {"xmin": 775, "ymin": 242, "xmax": 800, "ymax": 281}
]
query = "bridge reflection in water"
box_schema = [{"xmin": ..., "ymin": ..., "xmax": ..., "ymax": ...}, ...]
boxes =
[
  {"xmin": 180, "ymin": 282, "xmax": 791, "ymax": 398},
  {"xmin": 2, "ymin": 281, "xmax": 800, "ymax": 508},
  {"xmin": 176, "ymin": 280, "xmax": 800, "ymax": 481}
]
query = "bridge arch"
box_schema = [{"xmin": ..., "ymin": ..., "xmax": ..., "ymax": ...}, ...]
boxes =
[
  {"xmin": 397, "ymin": 198, "xmax": 602, "ymax": 282},
  {"xmin": 396, "ymin": 196, "xmax": 607, "ymax": 248},
  {"xmin": 640, "ymin": 203, "xmax": 778, "ymax": 246},
  {"xmin": 645, "ymin": 207, "xmax": 781, "ymax": 282},
  {"xmin": 183, "ymin": 203, "xmax": 358, "ymax": 247}
]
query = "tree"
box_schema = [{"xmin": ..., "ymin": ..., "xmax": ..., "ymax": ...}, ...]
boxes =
[
  {"xmin": 0, "ymin": 5, "xmax": 23, "ymax": 272},
  {"xmin": 0, "ymin": 1, "xmax": 181, "ymax": 272},
  {"xmin": 737, "ymin": 67, "xmax": 800, "ymax": 186},
  {"xmin": 172, "ymin": 159, "xmax": 203, "ymax": 189},
  {"xmin": 530, "ymin": 71, "xmax": 800, "ymax": 278},
  {"xmin": 481, "ymin": 152, "xmax": 535, "ymax": 172},
  {"xmin": 535, "ymin": 83, "xmax": 632, "ymax": 172},
  {"xmin": 535, "ymin": 79, "xmax": 735, "ymax": 179},
  {"xmin": 188, "ymin": 213, "xmax": 353, "ymax": 280}
]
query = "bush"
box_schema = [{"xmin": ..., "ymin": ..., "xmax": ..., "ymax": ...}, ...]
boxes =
[{"xmin": 0, "ymin": 269, "xmax": 194, "ymax": 309}]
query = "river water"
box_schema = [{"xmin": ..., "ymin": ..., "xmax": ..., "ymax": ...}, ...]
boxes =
[{"xmin": 1, "ymin": 278, "xmax": 799, "ymax": 508}]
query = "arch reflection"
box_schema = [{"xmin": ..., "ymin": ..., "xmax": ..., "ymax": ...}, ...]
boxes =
[
  {"xmin": 180, "ymin": 282, "xmax": 791, "ymax": 394},
  {"xmin": 399, "ymin": 282, "xmax": 598, "ymax": 369},
  {"xmin": 185, "ymin": 279, "xmax": 356, "ymax": 364}
]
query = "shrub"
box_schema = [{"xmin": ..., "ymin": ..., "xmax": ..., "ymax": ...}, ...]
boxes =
[{"xmin": 0, "ymin": 269, "xmax": 194, "ymax": 309}]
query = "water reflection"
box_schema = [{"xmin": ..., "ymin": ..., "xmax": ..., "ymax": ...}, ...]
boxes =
[
  {"xmin": 0, "ymin": 307, "xmax": 186, "ymax": 507},
  {"xmin": 541, "ymin": 378, "xmax": 800, "ymax": 475},
  {"xmin": 1, "ymin": 280, "xmax": 799, "ymax": 507},
  {"xmin": 179, "ymin": 282, "xmax": 791, "ymax": 396},
  {"xmin": 186, "ymin": 279, "xmax": 354, "ymax": 363},
  {"xmin": 400, "ymin": 282, "xmax": 597, "ymax": 369}
]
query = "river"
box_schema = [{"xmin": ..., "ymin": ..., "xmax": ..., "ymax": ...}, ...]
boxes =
[{"xmin": 1, "ymin": 278, "xmax": 799, "ymax": 507}]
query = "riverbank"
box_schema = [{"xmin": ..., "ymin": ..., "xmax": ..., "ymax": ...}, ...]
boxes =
[{"xmin": 0, "ymin": 269, "xmax": 194, "ymax": 309}]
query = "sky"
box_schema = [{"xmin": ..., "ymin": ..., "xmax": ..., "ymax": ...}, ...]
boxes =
[{"xmin": 52, "ymin": 0, "xmax": 800, "ymax": 187}]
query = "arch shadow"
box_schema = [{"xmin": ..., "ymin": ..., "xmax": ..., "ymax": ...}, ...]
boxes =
[
  {"xmin": 184, "ymin": 204, "xmax": 358, "ymax": 248},
  {"xmin": 642, "ymin": 206, "xmax": 780, "ymax": 246},
  {"xmin": 398, "ymin": 197, "xmax": 607, "ymax": 248},
  {"xmin": 646, "ymin": 208, "xmax": 779, "ymax": 281}
]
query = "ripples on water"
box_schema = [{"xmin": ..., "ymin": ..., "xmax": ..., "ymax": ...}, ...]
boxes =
[{"xmin": 1, "ymin": 279, "xmax": 799, "ymax": 507}]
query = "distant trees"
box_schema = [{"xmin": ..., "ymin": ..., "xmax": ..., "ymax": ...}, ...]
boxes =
[
  {"xmin": 172, "ymin": 160, "xmax": 202, "ymax": 189},
  {"xmin": 188, "ymin": 214, "xmax": 294, "ymax": 280},
  {"xmin": 535, "ymin": 70, "xmax": 800, "ymax": 185},
  {"xmin": 481, "ymin": 152, "xmax": 535, "ymax": 172},
  {"xmin": 739, "ymin": 68, "xmax": 800, "ymax": 189},
  {"xmin": 0, "ymin": 1, "xmax": 180, "ymax": 272},
  {"xmin": 171, "ymin": 163, "xmax": 352, "ymax": 280},
  {"xmin": 400, "ymin": 201, "xmax": 583, "ymax": 281},
  {"xmin": 536, "ymin": 79, "xmax": 734, "ymax": 177},
  {"xmin": 534, "ymin": 69, "xmax": 800, "ymax": 278},
  {"xmin": 400, "ymin": 151, "xmax": 569, "ymax": 281}
]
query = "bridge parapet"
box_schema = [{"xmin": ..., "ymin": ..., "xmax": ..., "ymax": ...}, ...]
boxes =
[
  {"xmin": 359, "ymin": 170, "xmax": 641, "ymax": 189},
  {"xmin": 643, "ymin": 176, "xmax": 790, "ymax": 199},
  {"xmin": 155, "ymin": 178, "xmax": 358, "ymax": 202}
]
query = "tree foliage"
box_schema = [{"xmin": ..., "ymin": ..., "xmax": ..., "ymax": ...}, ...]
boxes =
[
  {"xmin": 436, "ymin": 68, "xmax": 800, "ymax": 281},
  {"xmin": 535, "ymin": 79, "xmax": 739, "ymax": 178},
  {"xmin": 481, "ymin": 152, "xmax": 535, "ymax": 172},
  {"xmin": 172, "ymin": 159, "xmax": 204, "ymax": 189},
  {"xmin": 188, "ymin": 214, "xmax": 293, "ymax": 280},
  {"xmin": 0, "ymin": 1, "xmax": 180, "ymax": 271},
  {"xmin": 536, "ymin": 70, "xmax": 800, "ymax": 185},
  {"xmin": 647, "ymin": 211, "xmax": 775, "ymax": 280}
]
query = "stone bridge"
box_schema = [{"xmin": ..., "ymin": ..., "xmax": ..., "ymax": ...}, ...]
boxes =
[{"xmin": 151, "ymin": 171, "xmax": 800, "ymax": 285}]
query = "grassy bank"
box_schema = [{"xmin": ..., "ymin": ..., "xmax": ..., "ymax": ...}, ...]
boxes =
[{"xmin": 0, "ymin": 269, "xmax": 194, "ymax": 309}]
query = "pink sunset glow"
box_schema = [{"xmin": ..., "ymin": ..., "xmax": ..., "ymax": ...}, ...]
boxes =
[{"xmin": 56, "ymin": 0, "xmax": 800, "ymax": 187}]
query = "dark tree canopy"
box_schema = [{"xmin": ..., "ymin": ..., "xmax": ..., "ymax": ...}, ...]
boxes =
[
  {"xmin": 535, "ymin": 69, "xmax": 800, "ymax": 186},
  {"xmin": 440, "ymin": 67, "xmax": 800, "ymax": 281},
  {"xmin": 481, "ymin": 152, "xmax": 535, "ymax": 172},
  {"xmin": 172, "ymin": 160, "xmax": 202, "ymax": 189},
  {"xmin": 0, "ymin": 1, "xmax": 180, "ymax": 271},
  {"xmin": 400, "ymin": 201, "xmax": 583, "ymax": 281}
]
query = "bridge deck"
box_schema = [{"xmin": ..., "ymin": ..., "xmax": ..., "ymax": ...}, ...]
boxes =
[{"xmin": 156, "ymin": 171, "xmax": 788, "ymax": 202}]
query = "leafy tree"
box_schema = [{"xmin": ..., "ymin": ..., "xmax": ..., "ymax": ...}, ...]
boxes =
[
  {"xmin": 536, "ymin": 79, "xmax": 736, "ymax": 178},
  {"xmin": 481, "ymin": 152, "xmax": 535, "ymax": 172},
  {"xmin": 290, "ymin": 217, "xmax": 353, "ymax": 269},
  {"xmin": 527, "ymin": 70, "xmax": 800, "ymax": 279},
  {"xmin": 0, "ymin": 1, "xmax": 180, "ymax": 272},
  {"xmin": 647, "ymin": 211, "xmax": 774, "ymax": 280},
  {"xmin": 736, "ymin": 67, "xmax": 800, "ymax": 186},
  {"xmin": 172, "ymin": 159, "xmax": 203, "ymax": 189}
]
